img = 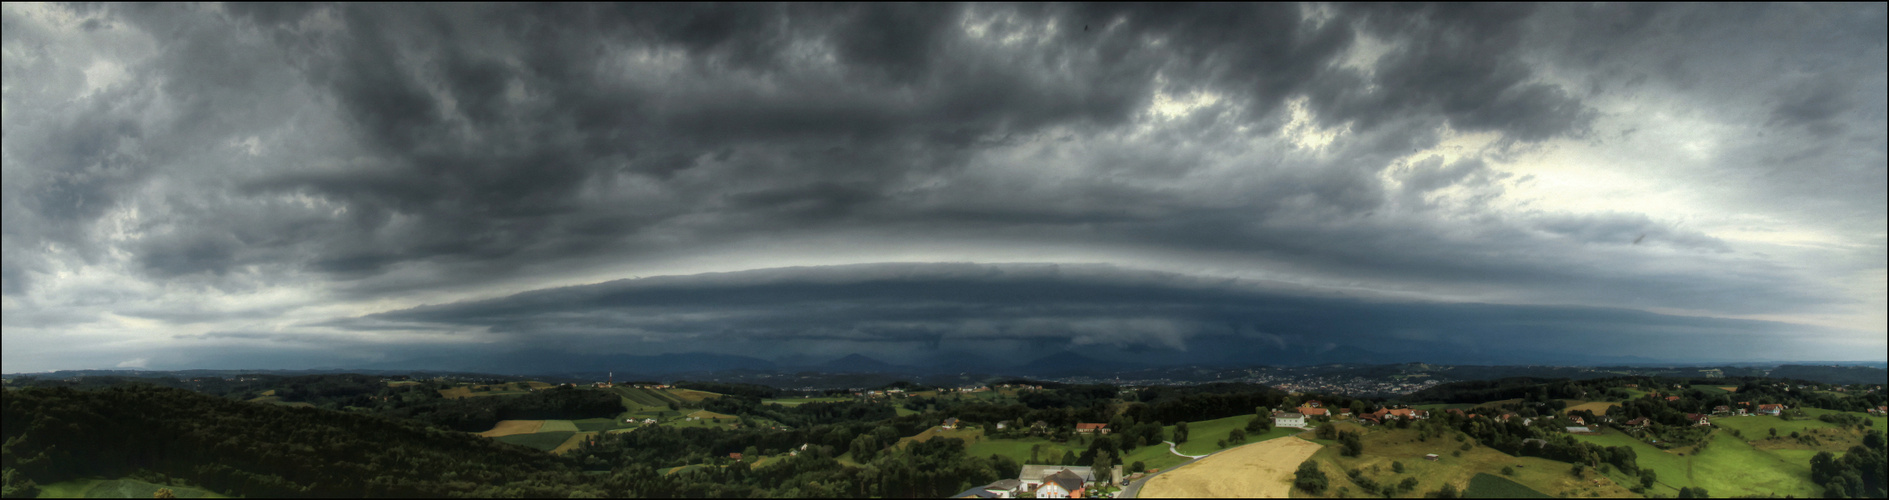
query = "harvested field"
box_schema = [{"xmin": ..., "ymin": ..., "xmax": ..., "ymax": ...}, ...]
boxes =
[
  {"xmin": 549, "ymin": 432, "xmax": 594, "ymax": 455},
  {"xmin": 667, "ymin": 389, "xmax": 720, "ymax": 402},
  {"xmin": 538, "ymin": 420, "xmax": 579, "ymax": 432},
  {"xmin": 478, "ymin": 420, "xmax": 544, "ymax": 438},
  {"xmin": 1138, "ymin": 437, "xmax": 1322, "ymax": 498},
  {"xmin": 1566, "ymin": 401, "xmax": 1619, "ymax": 415}
]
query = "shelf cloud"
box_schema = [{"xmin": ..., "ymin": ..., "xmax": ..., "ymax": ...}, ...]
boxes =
[{"xmin": 4, "ymin": 3, "xmax": 1883, "ymax": 371}]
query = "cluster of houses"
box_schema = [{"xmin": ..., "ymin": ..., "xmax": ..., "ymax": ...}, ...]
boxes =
[
  {"xmin": 1270, "ymin": 401, "xmax": 1428, "ymax": 428},
  {"xmin": 957, "ymin": 464, "xmax": 1126, "ymax": 499}
]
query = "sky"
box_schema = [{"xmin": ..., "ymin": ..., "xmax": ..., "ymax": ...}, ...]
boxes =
[{"xmin": 3, "ymin": 3, "xmax": 1884, "ymax": 373}]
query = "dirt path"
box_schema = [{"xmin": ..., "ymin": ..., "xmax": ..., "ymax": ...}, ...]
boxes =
[{"xmin": 1137, "ymin": 436, "xmax": 1323, "ymax": 498}]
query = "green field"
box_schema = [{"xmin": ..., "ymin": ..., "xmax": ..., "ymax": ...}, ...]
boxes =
[
  {"xmin": 494, "ymin": 431, "xmax": 577, "ymax": 451},
  {"xmin": 1301, "ymin": 427, "xmax": 1635, "ymax": 498},
  {"xmin": 763, "ymin": 396, "xmax": 854, "ymax": 406},
  {"xmin": 1462, "ymin": 473, "xmax": 1549, "ymax": 498},
  {"xmin": 36, "ymin": 478, "xmax": 225, "ymax": 498},
  {"xmin": 572, "ymin": 418, "xmax": 623, "ymax": 432},
  {"xmin": 1165, "ymin": 414, "xmax": 1267, "ymax": 455},
  {"xmin": 1571, "ymin": 424, "xmax": 1829, "ymax": 497},
  {"xmin": 537, "ymin": 420, "xmax": 579, "ymax": 432}
]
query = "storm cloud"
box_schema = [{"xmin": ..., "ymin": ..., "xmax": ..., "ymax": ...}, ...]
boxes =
[{"xmin": 3, "ymin": 3, "xmax": 1883, "ymax": 372}]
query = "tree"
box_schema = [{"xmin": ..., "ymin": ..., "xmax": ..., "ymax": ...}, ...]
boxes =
[
  {"xmin": 1229, "ymin": 428, "xmax": 1247, "ymax": 444},
  {"xmin": 1502, "ymin": 466, "xmax": 1516, "ymax": 477},
  {"xmin": 1061, "ymin": 451, "xmax": 1078, "ymax": 466},
  {"xmin": 1294, "ymin": 460, "xmax": 1328, "ymax": 494},
  {"xmin": 1174, "ymin": 421, "xmax": 1190, "ymax": 443},
  {"xmin": 1093, "ymin": 451, "xmax": 1114, "ymax": 487},
  {"xmin": 1392, "ymin": 461, "xmax": 1405, "ymax": 473},
  {"xmin": 153, "ymin": 488, "xmax": 176, "ymax": 499},
  {"xmin": 1131, "ymin": 461, "xmax": 1146, "ymax": 474},
  {"xmin": 1433, "ymin": 482, "xmax": 1459, "ymax": 498}
]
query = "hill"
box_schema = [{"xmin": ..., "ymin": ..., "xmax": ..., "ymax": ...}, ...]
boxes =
[{"xmin": 1, "ymin": 385, "xmax": 605, "ymax": 497}]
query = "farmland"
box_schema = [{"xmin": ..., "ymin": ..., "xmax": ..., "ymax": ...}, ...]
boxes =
[
  {"xmin": 494, "ymin": 431, "xmax": 578, "ymax": 451},
  {"xmin": 1138, "ymin": 437, "xmax": 1323, "ymax": 498},
  {"xmin": 478, "ymin": 420, "xmax": 545, "ymax": 437},
  {"xmin": 1295, "ymin": 427, "xmax": 1636, "ymax": 498}
]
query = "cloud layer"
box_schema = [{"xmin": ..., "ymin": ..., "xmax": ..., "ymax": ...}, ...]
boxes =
[{"xmin": 4, "ymin": 3, "xmax": 1883, "ymax": 371}]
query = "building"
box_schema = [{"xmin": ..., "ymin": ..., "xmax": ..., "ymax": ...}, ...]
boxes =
[
  {"xmin": 1624, "ymin": 417, "xmax": 1650, "ymax": 428},
  {"xmin": 1298, "ymin": 407, "xmax": 1330, "ymax": 417},
  {"xmin": 1423, "ymin": 454, "xmax": 1440, "ymax": 461},
  {"xmin": 1017, "ymin": 464, "xmax": 1124, "ymax": 492},
  {"xmin": 1304, "ymin": 400, "xmax": 1323, "ymax": 408},
  {"xmin": 1075, "ymin": 423, "xmax": 1109, "ymax": 434},
  {"xmin": 955, "ymin": 479, "xmax": 1023, "ymax": 499},
  {"xmin": 1685, "ymin": 414, "xmax": 1711, "ymax": 426},
  {"xmin": 1757, "ymin": 404, "xmax": 1786, "ymax": 416},
  {"xmin": 729, "ymin": 453, "xmax": 743, "ymax": 461},
  {"xmin": 1035, "ymin": 470, "xmax": 1086, "ymax": 499},
  {"xmin": 943, "ymin": 418, "xmax": 960, "ymax": 430},
  {"xmin": 1713, "ymin": 405, "xmax": 1732, "ymax": 415},
  {"xmin": 995, "ymin": 421, "xmax": 1009, "ymax": 430},
  {"xmin": 1274, "ymin": 412, "xmax": 1306, "ymax": 428},
  {"xmin": 1566, "ymin": 426, "xmax": 1595, "ymax": 434}
]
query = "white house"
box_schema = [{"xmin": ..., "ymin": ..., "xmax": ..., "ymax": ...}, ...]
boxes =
[
  {"xmin": 1274, "ymin": 412, "xmax": 1307, "ymax": 428},
  {"xmin": 1034, "ymin": 470, "xmax": 1086, "ymax": 499}
]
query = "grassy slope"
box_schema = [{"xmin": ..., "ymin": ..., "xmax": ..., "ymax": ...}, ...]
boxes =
[
  {"xmin": 37, "ymin": 478, "xmax": 226, "ymax": 498},
  {"xmin": 1294, "ymin": 427, "xmax": 1635, "ymax": 499},
  {"xmin": 1462, "ymin": 473, "xmax": 1550, "ymax": 498},
  {"xmin": 1571, "ymin": 412, "xmax": 1881, "ymax": 498}
]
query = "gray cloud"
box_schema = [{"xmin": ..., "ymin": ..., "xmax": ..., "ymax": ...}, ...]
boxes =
[{"xmin": 2, "ymin": 3, "xmax": 1882, "ymax": 371}]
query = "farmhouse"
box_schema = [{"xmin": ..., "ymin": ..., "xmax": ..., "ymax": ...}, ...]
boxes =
[
  {"xmin": 1665, "ymin": 396, "xmax": 1681, "ymax": 402},
  {"xmin": 943, "ymin": 418, "xmax": 960, "ymax": 430},
  {"xmin": 1274, "ymin": 412, "xmax": 1307, "ymax": 428},
  {"xmin": 1624, "ymin": 417, "xmax": 1651, "ymax": 428},
  {"xmin": 1756, "ymin": 404, "xmax": 1786, "ymax": 416},
  {"xmin": 729, "ymin": 453, "xmax": 743, "ymax": 461},
  {"xmin": 1017, "ymin": 464, "xmax": 1124, "ymax": 492},
  {"xmin": 1297, "ymin": 406, "xmax": 1330, "ymax": 417},
  {"xmin": 1075, "ymin": 423, "xmax": 1110, "ymax": 434},
  {"xmin": 1035, "ymin": 470, "xmax": 1086, "ymax": 499},
  {"xmin": 1685, "ymin": 413, "xmax": 1711, "ymax": 426},
  {"xmin": 1713, "ymin": 405, "xmax": 1733, "ymax": 415}
]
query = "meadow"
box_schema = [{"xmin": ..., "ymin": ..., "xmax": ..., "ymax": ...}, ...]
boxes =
[
  {"xmin": 494, "ymin": 431, "xmax": 578, "ymax": 451},
  {"xmin": 1295, "ymin": 427, "xmax": 1635, "ymax": 498},
  {"xmin": 1462, "ymin": 473, "xmax": 1550, "ymax": 498}
]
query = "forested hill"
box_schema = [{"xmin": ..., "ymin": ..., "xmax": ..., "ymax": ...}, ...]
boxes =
[
  {"xmin": 0, "ymin": 385, "xmax": 609, "ymax": 497},
  {"xmin": 1770, "ymin": 365, "xmax": 1889, "ymax": 386}
]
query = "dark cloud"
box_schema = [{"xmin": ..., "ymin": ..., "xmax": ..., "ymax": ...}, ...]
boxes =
[
  {"xmin": 2, "ymin": 3, "xmax": 1881, "ymax": 371},
  {"xmin": 331, "ymin": 263, "xmax": 1845, "ymax": 365}
]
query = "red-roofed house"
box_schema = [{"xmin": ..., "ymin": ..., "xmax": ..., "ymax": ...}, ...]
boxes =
[
  {"xmin": 1075, "ymin": 423, "xmax": 1110, "ymax": 434},
  {"xmin": 1757, "ymin": 404, "xmax": 1785, "ymax": 416},
  {"xmin": 1665, "ymin": 396, "xmax": 1681, "ymax": 402},
  {"xmin": 729, "ymin": 453, "xmax": 743, "ymax": 461},
  {"xmin": 1684, "ymin": 413, "xmax": 1711, "ymax": 426},
  {"xmin": 1304, "ymin": 400, "xmax": 1323, "ymax": 408},
  {"xmin": 1624, "ymin": 417, "xmax": 1650, "ymax": 428},
  {"xmin": 1298, "ymin": 407, "xmax": 1330, "ymax": 417}
]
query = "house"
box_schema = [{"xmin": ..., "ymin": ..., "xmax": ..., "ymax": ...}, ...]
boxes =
[
  {"xmin": 729, "ymin": 453, "xmax": 743, "ymax": 461},
  {"xmin": 1305, "ymin": 400, "xmax": 1323, "ymax": 408},
  {"xmin": 1872, "ymin": 406, "xmax": 1889, "ymax": 416},
  {"xmin": 1275, "ymin": 412, "xmax": 1307, "ymax": 428},
  {"xmin": 955, "ymin": 479, "xmax": 1023, "ymax": 499},
  {"xmin": 1713, "ymin": 405, "xmax": 1732, "ymax": 415},
  {"xmin": 1566, "ymin": 426, "xmax": 1595, "ymax": 434},
  {"xmin": 1423, "ymin": 454, "xmax": 1440, "ymax": 461},
  {"xmin": 1075, "ymin": 423, "xmax": 1110, "ymax": 434},
  {"xmin": 1569, "ymin": 416, "xmax": 1585, "ymax": 426},
  {"xmin": 1035, "ymin": 470, "xmax": 1086, "ymax": 499},
  {"xmin": 1665, "ymin": 396, "xmax": 1681, "ymax": 402},
  {"xmin": 943, "ymin": 418, "xmax": 960, "ymax": 430},
  {"xmin": 1685, "ymin": 414, "xmax": 1710, "ymax": 426},
  {"xmin": 1757, "ymin": 404, "xmax": 1785, "ymax": 416},
  {"xmin": 641, "ymin": 418, "xmax": 658, "ymax": 424},
  {"xmin": 1367, "ymin": 408, "xmax": 1426, "ymax": 421},
  {"xmin": 996, "ymin": 421, "xmax": 1009, "ymax": 430},
  {"xmin": 1298, "ymin": 407, "xmax": 1330, "ymax": 417},
  {"xmin": 1624, "ymin": 417, "xmax": 1651, "ymax": 428},
  {"xmin": 1017, "ymin": 465, "xmax": 1124, "ymax": 491}
]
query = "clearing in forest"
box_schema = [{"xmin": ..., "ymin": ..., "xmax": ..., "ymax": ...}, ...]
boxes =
[
  {"xmin": 1137, "ymin": 437, "xmax": 1322, "ymax": 498},
  {"xmin": 478, "ymin": 420, "xmax": 544, "ymax": 437}
]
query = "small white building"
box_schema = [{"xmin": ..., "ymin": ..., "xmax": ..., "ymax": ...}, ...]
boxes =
[{"xmin": 1274, "ymin": 412, "xmax": 1306, "ymax": 428}]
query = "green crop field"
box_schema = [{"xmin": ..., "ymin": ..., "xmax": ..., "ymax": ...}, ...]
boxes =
[
  {"xmin": 37, "ymin": 478, "xmax": 225, "ymax": 498},
  {"xmin": 537, "ymin": 420, "xmax": 579, "ymax": 432},
  {"xmin": 1463, "ymin": 473, "xmax": 1550, "ymax": 498},
  {"xmin": 494, "ymin": 431, "xmax": 577, "ymax": 451},
  {"xmin": 572, "ymin": 418, "xmax": 623, "ymax": 432}
]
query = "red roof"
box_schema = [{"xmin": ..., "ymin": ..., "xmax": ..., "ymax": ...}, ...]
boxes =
[
  {"xmin": 1076, "ymin": 423, "xmax": 1108, "ymax": 431},
  {"xmin": 1758, "ymin": 404, "xmax": 1784, "ymax": 411},
  {"xmin": 1299, "ymin": 407, "xmax": 1330, "ymax": 416},
  {"xmin": 1665, "ymin": 396, "xmax": 1681, "ymax": 401}
]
